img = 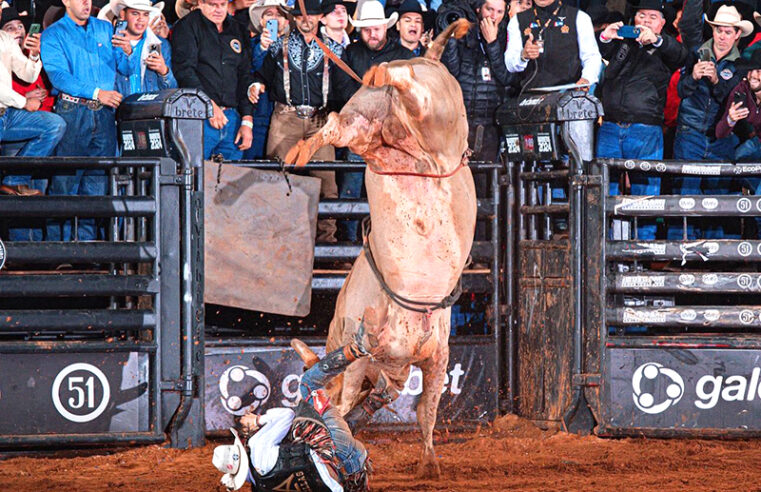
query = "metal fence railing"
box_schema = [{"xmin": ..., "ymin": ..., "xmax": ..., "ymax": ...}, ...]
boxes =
[{"xmin": 0, "ymin": 156, "xmax": 204, "ymax": 448}]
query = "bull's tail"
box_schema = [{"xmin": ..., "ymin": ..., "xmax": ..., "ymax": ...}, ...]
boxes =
[{"xmin": 424, "ymin": 18, "xmax": 471, "ymax": 62}]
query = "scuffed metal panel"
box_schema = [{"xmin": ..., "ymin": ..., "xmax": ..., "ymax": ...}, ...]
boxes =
[{"xmin": 204, "ymin": 165, "xmax": 320, "ymax": 316}]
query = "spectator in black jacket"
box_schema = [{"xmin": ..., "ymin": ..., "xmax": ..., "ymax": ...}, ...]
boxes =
[
  {"xmin": 441, "ymin": 0, "xmax": 511, "ymax": 162},
  {"xmin": 172, "ymin": 0, "xmax": 254, "ymax": 159},
  {"xmin": 332, "ymin": 0, "xmax": 414, "ymax": 242},
  {"xmin": 596, "ymin": 0, "xmax": 687, "ymax": 239},
  {"xmin": 394, "ymin": 0, "xmax": 427, "ymax": 55},
  {"xmin": 333, "ymin": 0, "xmax": 414, "ymax": 103}
]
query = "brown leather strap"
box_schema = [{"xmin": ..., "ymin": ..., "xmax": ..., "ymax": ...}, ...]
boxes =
[
  {"xmin": 314, "ymin": 35, "xmax": 362, "ymax": 83},
  {"xmin": 294, "ymin": 0, "xmax": 362, "ymax": 83}
]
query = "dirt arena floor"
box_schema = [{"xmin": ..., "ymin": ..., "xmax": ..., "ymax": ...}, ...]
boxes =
[{"xmin": 2, "ymin": 415, "xmax": 761, "ymax": 491}]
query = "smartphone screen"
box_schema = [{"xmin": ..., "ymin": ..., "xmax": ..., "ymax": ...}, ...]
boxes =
[
  {"xmin": 28, "ymin": 23, "xmax": 41, "ymax": 35},
  {"xmin": 699, "ymin": 49, "xmax": 711, "ymax": 62},
  {"xmin": 149, "ymin": 43, "xmax": 161, "ymax": 55}
]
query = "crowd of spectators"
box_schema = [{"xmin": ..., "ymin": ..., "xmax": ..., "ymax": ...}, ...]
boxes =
[{"xmin": 3, "ymin": 0, "xmax": 761, "ymax": 241}]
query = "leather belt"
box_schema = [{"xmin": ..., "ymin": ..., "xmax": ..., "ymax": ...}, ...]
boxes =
[
  {"xmin": 60, "ymin": 93, "xmax": 103, "ymax": 111},
  {"xmin": 276, "ymin": 102, "xmax": 321, "ymax": 119}
]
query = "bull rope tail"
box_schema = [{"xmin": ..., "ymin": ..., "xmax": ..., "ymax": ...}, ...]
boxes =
[{"xmin": 424, "ymin": 18, "xmax": 472, "ymax": 62}]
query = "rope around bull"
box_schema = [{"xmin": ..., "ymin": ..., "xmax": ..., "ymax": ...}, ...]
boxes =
[{"xmin": 361, "ymin": 216, "xmax": 466, "ymax": 314}]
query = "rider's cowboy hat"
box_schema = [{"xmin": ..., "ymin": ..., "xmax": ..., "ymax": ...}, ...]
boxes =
[
  {"xmin": 705, "ymin": 4, "xmax": 754, "ymax": 37},
  {"xmin": 98, "ymin": 0, "xmax": 164, "ymax": 22},
  {"xmin": 212, "ymin": 428, "xmax": 249, "ymax": 491},
  {"xmin": 350, "ymin": 0, "xmax": 397, "ymax": 28}
]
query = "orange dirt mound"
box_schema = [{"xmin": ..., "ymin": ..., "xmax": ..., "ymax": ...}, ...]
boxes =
[{"xmin": 2, "ymin": 417, "xmax": 761, "ymax": 491}]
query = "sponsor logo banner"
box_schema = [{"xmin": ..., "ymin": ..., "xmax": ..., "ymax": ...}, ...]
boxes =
[
  {"xmin": 0, "ymin": 352, "xmax": 150, "ymax": 434},
  {"xmin": 608, "ymin": 348, "xmax": 761, "ymax": 430},
  {"xmin": 205, "ymin": 342, "xmax": 498, "ymax": 431}
]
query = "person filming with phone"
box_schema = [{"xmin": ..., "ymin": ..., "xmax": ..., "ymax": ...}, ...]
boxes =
[
  {"xmin": 717, "ymin": 50, "xmax": 761, "ymax": 161},
  {"xmin": 595, "ymin": 0, "xmax": 687, "ymax": 240},
  {"xmin": 670, "ymin": 4, "xmax": 752, "ymax": 239},
  {"xmin": 110, "ymin": 0, "xmax": 177, "ymax": 97},
  {"xmin": 0, "ymin": 6, "xmax": 66, "ymax": 204}
]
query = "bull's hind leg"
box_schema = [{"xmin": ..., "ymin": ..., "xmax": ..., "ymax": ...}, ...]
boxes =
[{"xmin": 415, "ymin": 339, "xmax": 450, "ymax": 478}]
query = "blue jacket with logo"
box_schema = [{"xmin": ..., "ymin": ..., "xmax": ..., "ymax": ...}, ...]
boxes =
[{"xmin": 676, "ymin": 40, "xmax": 747, "ymax": 136}]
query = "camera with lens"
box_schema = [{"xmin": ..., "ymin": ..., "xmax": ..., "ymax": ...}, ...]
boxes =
[{"xmin": 435, "ymin": 0, "xmax": 479, "ymax": 34}]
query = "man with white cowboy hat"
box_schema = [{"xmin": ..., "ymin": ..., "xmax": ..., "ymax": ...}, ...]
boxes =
[
  {"xmin": 671, "ymin": 3, "xmax": 752, "ymax": 240},
  {"xmin": 331, "ymin": 0, "xmax": 413, "ymax": 242},
  {"xmin": 250, "ymin": 0, "xmax": 343, "ymax": 242},
  {"xmin": 213, "ymin": 331, "xmax": 378, "ymax": 491},
  {"xmin": 104, "ymin": 0, "xmax": 176, "ymax": 97}
]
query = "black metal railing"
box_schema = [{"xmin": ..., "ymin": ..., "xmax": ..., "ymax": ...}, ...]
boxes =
[
  {"xmin": 583, "ymin": 158, "xmax": 761, "ymax": 437},
  {"xmin": 0, "ymin": 156, "xmax": 204, "ymax": 448}
]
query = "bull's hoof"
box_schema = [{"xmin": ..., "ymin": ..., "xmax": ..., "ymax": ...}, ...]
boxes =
[
  {"xmin": 415, "ymin": 455, "xmax": 441, "ymax": 479},
  {"xmin": 284, "ymin": 140, "xmax": 307, "ymax": 166}
]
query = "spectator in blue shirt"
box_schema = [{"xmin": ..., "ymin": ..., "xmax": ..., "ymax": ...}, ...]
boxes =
[
  {"xmin": 105, "ymin": 0, "xmax": 177, "ymax": 97},
  {"xmin": 41, "ymin": 0, "xmax": 132, "ymax": 240}
]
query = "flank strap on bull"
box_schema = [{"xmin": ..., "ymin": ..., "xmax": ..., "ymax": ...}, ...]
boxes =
[
  {"xmin": 367, "ymin": 150, "xmax": 471, "ymax": 179},
  {"xmin": 361, "ymin": 216, "xmax": 464, "ymax": 314}
]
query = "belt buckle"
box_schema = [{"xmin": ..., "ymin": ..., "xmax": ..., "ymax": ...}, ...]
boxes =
[
  {"xmin": 0, "ymin": 108, "xmax": 6, "ymax": 117},
  {"xmin": 295, "ymin": 105, "xmax": 315, "ymax": 119},
  {"xmin": 87, "ymin": 100, "xmax": 101, "ymax": 111}
]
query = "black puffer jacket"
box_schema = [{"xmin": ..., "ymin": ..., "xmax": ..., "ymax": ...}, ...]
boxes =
[
  {"xmin": 441, "ymin": 25, "xmax": 514, "ymax": 126},
  {"xmin": 332, "ymin": 39, "xmax": 414, "ymax": 104},
  {"xmin": 598, "ymin": 34, "xmax": 688, "ymax": 126}
]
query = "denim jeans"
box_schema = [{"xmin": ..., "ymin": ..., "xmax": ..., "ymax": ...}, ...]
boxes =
[
  {"xmin": 204, "ymin": 108, "xmax": 243, "ymax": 160},
  {"xmin": 0, "ymin": 109, "xmax": 66, "ymax": 241},
  {"xmin": 339, "ymin": 151, "xmax": 365, "ymax": 242},
  {"xmin": 299, "ymin": 358, "xmax": 367, "ymax": 476},
  {"xmin": 596, "ymin": 122, "xmax": 663, "ymax": 239},
  {"xmin": 48, "ymin": 100, "xmax": 117, "ymax": 241},
  {"xmin": 0, "ymin": 108, "xmax": 66, "ymax": 185},
  {"xmin": 671, "ymin": 128, "xmax": 738, "ymax": 239}
]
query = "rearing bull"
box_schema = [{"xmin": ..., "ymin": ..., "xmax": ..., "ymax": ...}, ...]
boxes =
[{"xmin": 286, "ymin": 19, "xmax": 476, "ymax": 477}]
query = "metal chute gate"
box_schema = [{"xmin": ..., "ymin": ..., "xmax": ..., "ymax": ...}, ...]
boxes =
[
  {"xmin": 0, "ymin": 156, "xmax": 204, "ymax": 448},
  {"xmin": 583, "ymin": 159, "xmax": 761, "ymax": 437}
]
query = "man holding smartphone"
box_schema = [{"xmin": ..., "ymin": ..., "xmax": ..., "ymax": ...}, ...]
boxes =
[
  {"xmin": 671, "ymin": 4, "xmax": 752, "ymax": 239},
  {"xmin": 715, "ymin": 50, "xmax": 761, "ymax": 237},
  {"xmin": 0, "ymin": 6, "xmax": 66, "ymax": 207},
  {"xmin": 595, "ymin": 0, "xmax": 687, "ymax": 240},
  {"xmin": 110, "ymin": 0, "xmax": 177, "ymax": 97},
  {"xmin": 41, "ymin": 0, "xmax": 133, "ymax": 240},
  {"xmin": 505, "ymin": 0, "xmax": 601, "ymax": 90}
]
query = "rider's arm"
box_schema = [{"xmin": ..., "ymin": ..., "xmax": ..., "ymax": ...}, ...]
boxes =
[{"xmin": 248, "ymin": 408, "xmax": 295, "ymax": 476}]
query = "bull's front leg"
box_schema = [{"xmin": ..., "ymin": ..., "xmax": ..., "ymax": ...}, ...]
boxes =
[
  {"xmin": 415, "ymin": 336, "xmax": 450, "ymax": 478},
  {"xmin": 284, "ymin": 112, "xmax": 378, "ymax": 166}
]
